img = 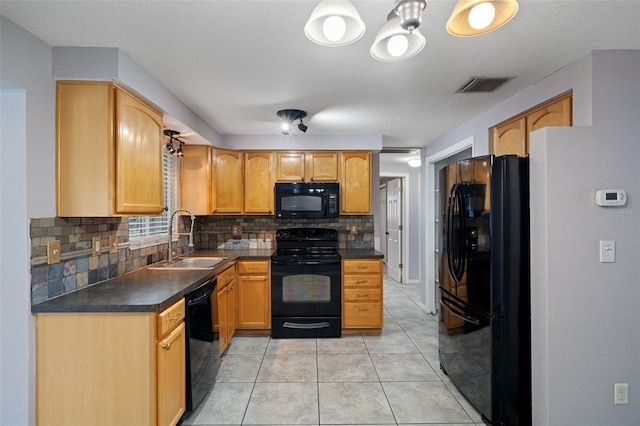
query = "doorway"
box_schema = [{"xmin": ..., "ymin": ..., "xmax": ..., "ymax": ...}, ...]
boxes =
[{"xmin": 379, "ymin": 176, "xmax": 404, "ymax": 283}]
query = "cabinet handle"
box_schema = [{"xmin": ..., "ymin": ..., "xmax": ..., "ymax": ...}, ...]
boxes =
[
  {"xmin": 358, "ymin": 307, "xmax": 369, "ymax": 312},
  {"xmin": 169, "ymin": 313, "xmax": 182, "ymax": 321},
  {"xmin": 357, "ymin": 293, "xmax": 369, "ymax": 297},
  {"xmin": 162, "ymin": 342, "xmax": 171, "ymax": 350},
  {"xmin": 356, "ymin": 279, "xmax": 368, "ymax": 284},
  {"xmin": 357, "ymin": 266, "xmax": 368, "ymax": 269}
]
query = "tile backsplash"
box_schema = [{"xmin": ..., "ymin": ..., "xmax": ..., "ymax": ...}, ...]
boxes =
[{"xmin": 30, "ymin": 214, "xmax": 373, "ymax": 305}]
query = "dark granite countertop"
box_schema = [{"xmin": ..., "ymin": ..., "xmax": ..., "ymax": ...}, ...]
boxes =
[{"xmin": 31, "ymin": 248, "xmax": 381, "ymax": 314}]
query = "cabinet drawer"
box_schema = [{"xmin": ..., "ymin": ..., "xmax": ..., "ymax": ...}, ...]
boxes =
[
  {"xmin": 343, "ymin": 302, "xmax": 383, "ymax": 328},
  {"xmin": 157, "ymin": 298, "xmax": 185, "ymax": 338},
  {"xmin": 344, "ymin": 288, "xmax": 382, "ymax": 302},
  {"xmin": 237, "ymin": 260, "xmax": 269, "ymax": 275},
  {"xmin": 218, "ymin": 264, "xmax": 236, "ymax": 287},
  {"xmin": 342, "ymin": 260, "xmax": 382, "ymax": 274},
  {"xmin": 343, "ymin": 275, "xmax": 382, "ymax": 288}
]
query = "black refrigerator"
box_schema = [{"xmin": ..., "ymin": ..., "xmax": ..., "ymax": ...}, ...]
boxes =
[{"xmin": 438, "ymin": 155, "xmax": 531, "ymax": 426}]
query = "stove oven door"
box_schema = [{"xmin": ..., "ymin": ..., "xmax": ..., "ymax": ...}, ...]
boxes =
[{"xmin": 271, "ymin": 259, "xmax": 341, "ymax": 338}]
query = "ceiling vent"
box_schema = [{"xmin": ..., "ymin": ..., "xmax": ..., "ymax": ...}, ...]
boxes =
[{"xmin": 455, "ymin": 77, "xmax": 512, "ymax": 93}]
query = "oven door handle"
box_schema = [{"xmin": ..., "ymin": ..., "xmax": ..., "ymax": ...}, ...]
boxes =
[
  {"xmin": 283, "ymin": 321, "xmax": 331, "ymax": 330},
  {"xmin": 271, "ymin": 260, "xmax": 340, "ymax": 266}
]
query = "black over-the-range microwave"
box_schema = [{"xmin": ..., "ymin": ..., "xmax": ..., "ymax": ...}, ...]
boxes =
[{"xmin": 274, "ymin": 182, "xmax": 339, "ymax": 219}]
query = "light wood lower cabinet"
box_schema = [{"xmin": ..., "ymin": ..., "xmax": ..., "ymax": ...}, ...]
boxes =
[
  {"xmin": 216, "ymin": 264, "xmax": 237, "ymax": 354},
  {"xmin": 342, "ymin": 259, "xmax": 383, "ymax": 331},
  {"xmin": 236, "ymin": 260, "xmax": 271, "ymax": 330},
  {"xmin": 35, "ymin": 298, "xmax": 186, "ymax": 426}
]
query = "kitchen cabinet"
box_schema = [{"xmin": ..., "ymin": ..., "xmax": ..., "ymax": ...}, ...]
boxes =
[
  {"xmin": 214, "ymin": 149, "xmax": 244, "ymax": 214},
  {"xmin": 492, "ymin": 93, "xmax": 572, "ymax": 157},
  {"xmin": 342, "ymin": 259, "xmax": 383, "ymax": 330},
  {"xmin": 236, "ymin": 260, "xmax": 271, "ymax": 330},
  {"xmin": 216, "ymin": 264, "xmax": 237, "ymax": 354},
  {"xmin": 56, "ymin": 81, "xmax": 164, "ymax": 216},
  {"xmin": 35, "ymin": 298, "xmax": 186, "ymax": 426},
  {"xmin": 180, "ymin": 146, "xmax": 243, "ymax": 215},
  {"xmin": 339, "ymin": 151, "xmax": 371, "ymax": 215},
  {"xmin": 181, "ymin": 144, "xmax": 212, "ymax": 215},
  {"xmin": 275, "ymin": 151, "xmax": 338, "ymax": 182},
  {"xmin": 244, "ymin": 151, "xmax": 275, "ymax": 214}
]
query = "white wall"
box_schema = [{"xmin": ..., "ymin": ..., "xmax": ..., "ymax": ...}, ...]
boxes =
[
  {"xmin": 379, "ymin": 162, "xmax": 422, "ymax": 283},
  {"xmin": 530, "ymin": 50, "xmax": 639, "ymax": 425},
  {"xmin": 428, "ymin": 50, "xmax": 640, "ymax": 425},
  {"xmin": 0, "ymin": 83, "xmax": 33, "ymax": 425}
]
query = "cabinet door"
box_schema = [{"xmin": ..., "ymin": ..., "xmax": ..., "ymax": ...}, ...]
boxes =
[
  {"xmin": 181, "ymin": 145, "xmax": 213, "ymax": 215},
  {"xmin": 115, "ymin": 88, "xmax": 164, "ymax": 214},
  {"xmin": 527, "ymin": 95, "xmax": 572, "ymax": 133},
  {"xmin": 244, "ymin": 152, "xmax": 274, "ymax": 214},
  {"xmin": 339, "ymin": 152, "xmax": 371, "ymax": 215},
  {"xmin": 492, "ymin": 117, "xmax": 527, "ymax": 157},
  {"xmin": 275, "ymin": 151, "xmax": 306, "ymax": 181},
  {"xmin": 306, "ymin": 152, "xmax": 338, "ymax": 181},
  {"xmin": 213, "ymin": 149, "xmax": 244, "ymax": 214},
  {"xmin": 217, "ymin": 285, "xmax": 229, "ymax": 354},
  {"xmin": 237, "ymin": 275, "xmax": 271, "ymax": 329},
  {"xmin": 157, "ymin": 322, "xmax": 186, "ymax": 426},
  {"xmin": 228, "ymin": 279, "xmax": 237, "ymax": 340}
]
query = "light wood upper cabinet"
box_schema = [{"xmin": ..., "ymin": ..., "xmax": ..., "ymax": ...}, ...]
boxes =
[
  {"xmin": 56, "ymin": 81, "xmax": 164, "ymax": 216},
  {"xmin": 492, "ymin": 117, "xmax": 527, "ymax": 157},
  {"xmin": 275, "ymin": 151, "xmax": 338, "ymax": 182},
  {"xmin": 491, "ymin": 93, "xmax": 572, "ymax": 157},
  {"xmin": 339, "ymin": 151, "xmax": 371, "ymax": 215},
  {"xmin": 244, "ymin": 151, "xmax": 274, "ymax": 214},
  {"xmin": 181, "ymin": 144, "xmax": 213, "ymax": 215},
  {"xmin": 213, "ymin": 149, "xmax": 244, "ymax": 214}
]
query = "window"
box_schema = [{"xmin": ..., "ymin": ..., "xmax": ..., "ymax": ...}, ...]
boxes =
[{"xmin": 128, "ymin": 151, "xmax": 178, "ymax": 248}]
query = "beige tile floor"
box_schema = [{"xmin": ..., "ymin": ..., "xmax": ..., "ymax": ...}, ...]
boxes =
[{"xmin": 182, "ymin": 275, "xmax": 484, "ymax": 426}]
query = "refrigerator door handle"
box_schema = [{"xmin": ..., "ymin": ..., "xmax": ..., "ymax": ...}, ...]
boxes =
[
  {"xmin": 453, "ymin": 184, "xmax": 466, "ymax": 283},
  {"xmin": 440, "ymin": 297, "xmax": 480, "ymax": 325},
  {"xmin": 445, "ymin": 185, "xmax": 457, "ymax": 282}
]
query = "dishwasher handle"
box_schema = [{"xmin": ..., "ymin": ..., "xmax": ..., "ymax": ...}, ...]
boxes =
[{"xmin": 187, "ymin": 278, "xmax": 217, "ymax": 305}]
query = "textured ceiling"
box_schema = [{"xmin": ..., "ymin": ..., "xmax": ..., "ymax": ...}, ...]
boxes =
[{"xmin": 2, "ymin": 0, "xmax": 639, "ymax": 148}]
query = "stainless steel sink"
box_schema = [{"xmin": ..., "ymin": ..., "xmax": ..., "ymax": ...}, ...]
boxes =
[{"xmin": 149, "ymin": 257, "xmax": 227, "ymax": 270}]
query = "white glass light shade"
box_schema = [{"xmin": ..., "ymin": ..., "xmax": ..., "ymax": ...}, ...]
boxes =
[
  {"xmin": 387, "ymin": 34, "xmax": 409, "ymax": 57},
  {"xmin": 370, "ymin": 16, "xmax": 426, "ymax": 62},
  {"xmin": 304, "ymin": 1, "xmax": 366, "ymax": 46},
  {"xmin": 407, "ymin": 158, "xmax": 421, "ymax": 167},
  {"xmin": 446, "ymin": 0, "xmax": 519, "ymax": 37}
]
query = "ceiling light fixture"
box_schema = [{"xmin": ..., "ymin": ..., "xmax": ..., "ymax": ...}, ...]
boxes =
[
  {"xmin": 447, "ymin": 0, "xmax": 519, "ymax": 37},
  {"xmin": 394, "ymin": 0, "xmax": 427, "ymax": 32},
  {"xmin": 370, "ymin": 14, "xmax": 425, "ymax": 62},
  {"xmin": 164, "ymin": 129, "xmax": 184, "ymax": 157},
  {"xmin": 277, "ymin": 109, "xmax": 308, "ymax": 135},
  {"xmin": 304, "ymin": 0, "xmax": 366, "ymax": 47},
  {"xmin": 407, "ymin": 158, "xmax": 422, "ymax": 167}
]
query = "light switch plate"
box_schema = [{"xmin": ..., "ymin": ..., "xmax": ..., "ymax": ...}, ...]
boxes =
[
  {"xmin": 599, "ymin": 240, "xmax": 615, "ymax": 263},
  {"xmin": 109, "ymin": 235, "xmax": 118, "ymax": 253},
  {"xmin": 92, "ymin": 237, "xmax": 101, "ymax": 257},
  {"xmin": 232, "ymin": 225, "xmax": 242, "ymax": 235},
  {"xmin": 47, "ymin": 240, "xmax": 61, "ymax": 264}
]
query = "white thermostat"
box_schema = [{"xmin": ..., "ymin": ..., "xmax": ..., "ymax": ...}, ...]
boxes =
[{"xmin": 595, "ymin": 189, "xmax": 627, "ymax": 206}]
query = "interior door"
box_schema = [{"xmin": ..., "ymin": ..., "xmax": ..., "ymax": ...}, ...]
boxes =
[
  {"xmin": 386, "ymin": 178, "xmax": 402, "ymax": 282},
  {"xmin": 379, "ymin": 185, "xmax": 387, "ymax": 263}
]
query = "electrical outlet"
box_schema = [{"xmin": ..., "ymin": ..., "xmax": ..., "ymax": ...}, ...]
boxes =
[
  {"xmin": 109, "ymin": 235, "xmax": 118, "ymax": 253},
  {"xmin": 92, "ymin": 237, "xmax": 101, "ymax": 257},
  {"xmin": 614, "ymin": 383, "xmax": 628, "ymax": 405},
  {"xmin": 47, "ymin": 240, "xmax": 61, "ymax": 264}
]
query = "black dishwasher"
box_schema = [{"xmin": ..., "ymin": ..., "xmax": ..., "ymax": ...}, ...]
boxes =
[{"xmin": 185, "ymin": 277, "xmax": 220, "ymax": 412}]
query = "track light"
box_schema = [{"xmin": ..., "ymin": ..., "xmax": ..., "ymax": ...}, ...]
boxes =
[
  {"xmin": 277, "ymin": 109, "xmax": 308, "ymax": 135},
  {"xmin": 298, "ymin": 118, "xmax": 308, "ymax": 133},
  {"xmin": 163, "ymin": 129, "xmax": 184, "ymax": 157}
]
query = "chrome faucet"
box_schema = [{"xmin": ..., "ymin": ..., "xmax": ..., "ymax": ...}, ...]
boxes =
[{"xmin": 168, "ymin": 209, "xmax": 196, "ymax": 263}]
